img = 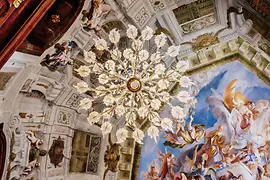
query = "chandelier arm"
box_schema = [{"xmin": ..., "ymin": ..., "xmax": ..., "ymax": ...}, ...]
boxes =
[
  {"xmin": 102, "ymin": 106, "xmax": 116, "ymax": 116},
  {"xmin": 130, "ymin": 93, "xmax": 135, "ymax": 110},
  {"xmin": 148, "ymin": 89, "xmax": 163, "ymax": 102},
  {"xmin": 139, "ymin": 49, "xmax": 160, "ymax": 77},
  {"xmin": 138, "ymin": 92, "xmax": 154, "ymax": 122},
  {"xmin": 109, "ymin": 72, "xmax": 127, "ymax": 81},
  {"xmin": 133, "ymin": 51, "xmax": 139, "ymax": 77},
  {"xmin": 116, "ymin": 91, "xmax": 128, "ymax": 105},
  {"xmin": 88, "ymin": 87, "xmax": 109, "ymax": 92},
  {"xmin": 147, "ymin": 112, "xmax": 155, "ymax": 125},
  {"xmin": 143, "ymin": 70, "xmax": 177, "ymax": 83},
  {"xmin": 152, "ymin": 111, "xmax": 161, "ymax": 120},
  {"xmin": 139, "ymin": 60, "xmax": 155, "ymax": 78},
  {"xmin": 95, "ymin": 62, "xmax": 126, "ymax": 81},
  {"xmin": 113, "ymin": 56, "xmax": 130, "ymax": 76}
]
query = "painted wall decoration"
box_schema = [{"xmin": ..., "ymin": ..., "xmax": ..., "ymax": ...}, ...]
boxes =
[
  {"xmin": 0, "ymin": 72, "xmax": 16, "ymax": 90},
  {"xmin": 86, "ymin": 136, "xmax": 101, "ymax": 174},
  {"xmin": 48, "ymin": 136, "xmax": 64, "ymax": 168},
  {"xmin": 70, "ymin": 131, "xmax": 102, "ymax": 174},
  {"xmin": 138, "ymin": 61, "xmax": 270, "ymax": 180}
]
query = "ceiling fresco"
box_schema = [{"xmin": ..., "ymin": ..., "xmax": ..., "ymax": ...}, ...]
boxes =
[{"xmin": 138, "ymin": 60, "xmax": 270, "ymax": 179}]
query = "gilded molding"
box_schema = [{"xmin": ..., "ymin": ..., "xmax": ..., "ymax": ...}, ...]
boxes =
[{"xmin": 13, "ymin": 0, "xmax": 24, "ymax": 8}]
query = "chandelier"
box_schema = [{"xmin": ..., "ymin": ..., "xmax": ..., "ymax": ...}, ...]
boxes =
[{"xmin": 74, "ymin": 25, "xmax": 194, "ymax": 144}]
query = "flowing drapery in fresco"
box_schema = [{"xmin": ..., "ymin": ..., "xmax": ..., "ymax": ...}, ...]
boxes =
[{"xmin": 139, "ymin": 61, "xmax": 270, "ymax": 180}]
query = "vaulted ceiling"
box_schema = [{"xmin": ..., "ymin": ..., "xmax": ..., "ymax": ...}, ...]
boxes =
[{"xmin": 0, "ymin": 0, "xmax": 270, "ymax": 180}]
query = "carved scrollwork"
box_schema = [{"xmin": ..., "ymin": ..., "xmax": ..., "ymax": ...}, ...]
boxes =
[
  {"xmin": 0, "ymin": 0, "xmax": 9, "ymax": 17},
  {"xmin": 134, "ymin": 7, "xmax": 150, "ymax": 26},
  {"xmin": 9, "ymin": 116, "xmax": 21, "ymax": 129},
  {"xmin": 86, "ymin": 136, "xmax": 101, "ymax": 173},
  {"xmin": 149, "ymin": 0, "xmax": 165, "ymax": 11},
  {"xmin": 181, "ymin": 13, "xmax": 217, "ymax": 34},
  {"xmin": 181, "ymin": 28, "xmax": 226, "ymax": 51}
]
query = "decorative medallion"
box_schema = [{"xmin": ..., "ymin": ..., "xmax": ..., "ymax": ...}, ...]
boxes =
[
  {"xmin": 66, "ymin": 93, "xmax": 84, "ymax": 108},
  {"xmin": 57, "ymin": 111, "xmax": 72, "ymax": 125},
  {"xmin": 51, "ymin": 15, "xmax": 60, "ymax": 23}
]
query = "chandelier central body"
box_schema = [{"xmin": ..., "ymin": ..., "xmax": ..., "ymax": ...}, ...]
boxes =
[
  {"xmin": 127, "ymin": 77, "xmax": 142, "ymax": 93},
  {"xmin": 75, "ymin": 25, "xmax": 193, "ymax": 144}
]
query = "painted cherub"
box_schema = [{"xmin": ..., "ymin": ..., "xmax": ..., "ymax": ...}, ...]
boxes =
[
  {"xmin": 163, "ymin": 117, "xmax": 205, "ymax": 148},
  {"xmin": 142, "ymin": 162, "xmax": 160, "ymax": 180},
  {"xmin": 176, "ymin": 117, "xmax": 205, "ymax": 144},
  {"xmin": 157, "ymin": 149, "xmax": 177, "ymax": 180}
]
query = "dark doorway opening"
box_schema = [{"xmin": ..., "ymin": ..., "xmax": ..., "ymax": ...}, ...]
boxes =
[{"xmin": 0, "ymin": 123, "xmax": 6, "ymax": 179}]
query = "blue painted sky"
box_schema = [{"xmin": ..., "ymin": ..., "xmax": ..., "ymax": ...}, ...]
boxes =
[{"xmin": 138, "ymin": 61, "xmax": 270, "ymax": 180}]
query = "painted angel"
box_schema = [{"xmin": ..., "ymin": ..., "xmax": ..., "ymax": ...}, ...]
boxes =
[
  {"xmin": 141, "ymin": 161, "xmax": 160, "ymax": 180},
  {"xmin": 206, "ymin": 79, "xmax": 265, "ymax": 149},
  {"xmin": 163, "ymin": 117, "xmax": 205, "ymax": 148},
  {"xmin": 156, "ymin": 149, "xmax": 178, "ymax": 180}
]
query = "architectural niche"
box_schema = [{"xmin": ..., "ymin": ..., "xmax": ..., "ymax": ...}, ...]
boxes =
[
  {"xmin": 48, "ymin": 136, "xmax": 65, "ymax": 168},
  {"xmin": 70, "ymin": 131, "xmax": 102, "ymax": 174},
  {"xmin": 173, "ymin": 0, "xmax": 216, "ymax": 34}
]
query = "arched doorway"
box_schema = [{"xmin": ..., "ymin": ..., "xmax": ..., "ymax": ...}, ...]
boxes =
[{"xmin": 0, "ymin": 123, "xmax": 6, "ymax": 179}]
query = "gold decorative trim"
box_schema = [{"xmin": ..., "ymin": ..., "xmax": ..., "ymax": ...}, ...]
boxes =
[
  {"xmin": 181, "ymin": 28, "xmax": 226, "ymax": 51},
  {"xmin": 51, "ymin": 15, "xmax": 60, "ymax": 23},
  {"xmin": 13, "ymin": 0, "xmax": 24, "ymax": 8}
]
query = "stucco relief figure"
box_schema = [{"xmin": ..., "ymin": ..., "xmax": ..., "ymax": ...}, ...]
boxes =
[
  {"xmin": 103, "ymin": 134, "xmax": 121, "ymax": 180},
  {"xmin": 181, "ymin": 28, "xmax": 226, "ymax": 51},
  {"xmin": 227, "ymin": 6, "xmax": 253, "ymax": 34},
  {"xmin": 25, "ymin": 131, "xmax": 44, "ymax": 149},
  {"xmin": 81, "ymin": 0, "xmax": 111, "ymax": 31},
  {"xmin": 22, "ymin": 131, "xmax": 47, "ymax": 176},
  {"xmin": 41, "ymin": 41, "xmax": 79, "ymax": 71}
]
